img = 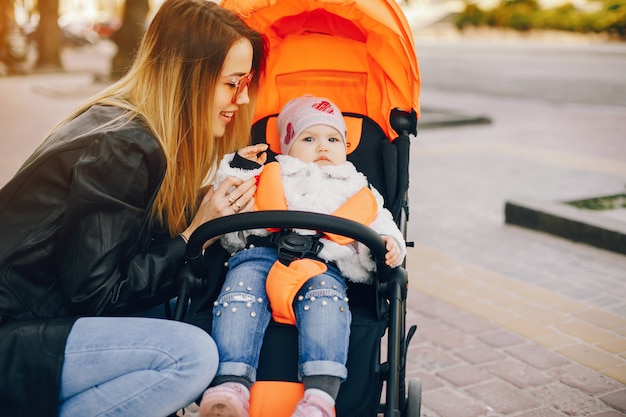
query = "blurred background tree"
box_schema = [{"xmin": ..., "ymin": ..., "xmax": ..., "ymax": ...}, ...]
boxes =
[
  {"xmin": 456, "ymin": 0, "xmax": 626, "ymax": 38},
  {"xmin": 110, "ymin": 0, "xmax": 148, "ymax": 79},
  {"xmin": 0, "ymin": 0, "xmax": 154, "ymax": 77},
  {"xmin": 35, "ymin": 0, "xmax": 62, "ymax": 71}
]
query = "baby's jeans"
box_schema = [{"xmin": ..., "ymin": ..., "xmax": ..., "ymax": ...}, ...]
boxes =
[{"xmin": 212, "ymin": 246, "xmax": 350, "ymax": 383}]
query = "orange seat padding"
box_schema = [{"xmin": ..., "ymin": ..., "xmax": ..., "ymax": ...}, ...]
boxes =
[{"xmin": 250, "ymin": 381, "xmax": 304, "ymax": 417}]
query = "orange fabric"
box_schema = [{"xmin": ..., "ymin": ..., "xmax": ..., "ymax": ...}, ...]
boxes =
[
  {"xmin": 254, "ymin": 161, "xmax": 285, "ymax": 212},
  {"xmin": 254, "ymin": 161, "xmax": 378, "ymax": 244},
  {"xmin": 254, "ymin": 161, "xmax": 377, "ymax": 324},
  {"xmin": 250, "ymin": 381, "xmax": 304, "ymax": 417},
  {"xmin": 254, "ymin": 161, "xmax": 285, "ymax": 233},
  {"xmin": 220, "ymin": 0, "xmax": 420, "ymax": 139},
  {"xmin": 324, "ymin": 187, "xmax": 378, "ymax": 245},
  {"xmin": 266, "ymin": 258, "xmax": 328, "ymax": 325}
]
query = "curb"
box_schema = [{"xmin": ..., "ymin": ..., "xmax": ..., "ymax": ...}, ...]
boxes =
[
  {"xmin": 504, "ymin": 198, "xmax": 626, "ymax": 255},
  {"xmin": 418, "ymin": 107, "xmax": 492, "ymax": 129}
]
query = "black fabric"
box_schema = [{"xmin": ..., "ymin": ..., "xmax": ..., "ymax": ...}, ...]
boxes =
[
  {"xmin": 0, "ymin": 318, "xmax": 76, "ymax": 417},
  {"xmin": 253, "ymin": 305, "xmax": 387, "ymax": 417},
  {"xmin": 230, "ymin": 150, "xmax": 263, "ymax": 170},
  {"xmin": 336, "ymin": 306, "xmax": 387, "ymax": 417},
  {"xmin": 0, "ymin": 105, "xmax": 185, "ymax": 416}
]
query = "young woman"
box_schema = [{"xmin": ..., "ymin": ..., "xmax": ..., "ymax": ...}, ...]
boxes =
[{"xmin": 0, "ymin": 1, "xmax": 268, "ymax": 416}]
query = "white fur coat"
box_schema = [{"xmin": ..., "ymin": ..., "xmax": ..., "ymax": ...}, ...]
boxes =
[{"xmin": 213, "ymin": 153, "xmax": 406, "ymax": 284}]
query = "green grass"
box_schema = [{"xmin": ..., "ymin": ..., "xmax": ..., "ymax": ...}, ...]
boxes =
[{"xmin": 567, "ymin": 194, "xmax": 626, "ymax": 210}]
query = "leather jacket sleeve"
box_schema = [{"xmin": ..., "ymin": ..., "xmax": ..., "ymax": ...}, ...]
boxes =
[{"xmin": 55, "ymin": 128, "xmax": 184, "ymax": 316}]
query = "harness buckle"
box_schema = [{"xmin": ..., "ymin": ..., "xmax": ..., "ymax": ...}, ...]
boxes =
[{"xmin": 269, "ymin": 230, "xmax": 323, "ymax": 265}]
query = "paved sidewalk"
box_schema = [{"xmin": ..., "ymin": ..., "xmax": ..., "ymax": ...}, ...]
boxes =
[
  {"xmin": 1, "ymin": 32, "xmax": 625, "ymax": 417},
  {"xmin": 402, "ymin": 84, "xmax": 626, "ymax": 415}
]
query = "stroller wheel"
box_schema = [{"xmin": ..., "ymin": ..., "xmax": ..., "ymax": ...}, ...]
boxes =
[{"xmin": 405, "ymin": 377, "xmax": 422, "ymax": 417}]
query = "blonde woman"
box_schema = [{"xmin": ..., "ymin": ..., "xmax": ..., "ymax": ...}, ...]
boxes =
[{"xmin": 0, "ymin": 1, "xmax": 267, "ymax": 416}]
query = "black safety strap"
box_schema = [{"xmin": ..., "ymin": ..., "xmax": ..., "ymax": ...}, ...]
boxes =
[{"xmin": 247, "ymin": 230, "xmax": 324, "ymax": 265}]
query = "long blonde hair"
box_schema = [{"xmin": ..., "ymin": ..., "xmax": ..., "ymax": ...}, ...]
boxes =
[{"xmin": 54, "ymin": 0, "xmax": 267, "ymax": 236}]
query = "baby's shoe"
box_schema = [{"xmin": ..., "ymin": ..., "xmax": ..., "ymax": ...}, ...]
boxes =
[
  {"xmin": 291, "ymin": 390, "xmax": 335, "ymax": 417},
  {"xmin": 199, "ymin": 382, "xmax": 250, "ymax": 417}
]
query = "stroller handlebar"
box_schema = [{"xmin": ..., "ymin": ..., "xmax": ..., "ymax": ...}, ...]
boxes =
[{"xmin": 186, "ymin": 210, "xmax": 391, "ymax": 281}]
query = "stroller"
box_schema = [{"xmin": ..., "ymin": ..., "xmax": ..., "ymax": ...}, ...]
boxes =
[{"xmin": 174, "ymin": 0, "xmax": 421, "ymax": 416}]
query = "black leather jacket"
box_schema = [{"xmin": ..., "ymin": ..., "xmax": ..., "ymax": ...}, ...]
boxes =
[{"xmin": 0, "ymin": 105, "xmax": 187, "ymax": 416}]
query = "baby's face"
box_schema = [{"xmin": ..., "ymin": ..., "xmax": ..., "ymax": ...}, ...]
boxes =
[{"xmin": 287, "ymin": 124, "xmax": 347, "ymax": 166}]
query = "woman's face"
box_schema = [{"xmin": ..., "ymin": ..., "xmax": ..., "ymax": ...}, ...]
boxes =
[{"xmin": 213, "ymin": 38, "xmax": 254, "ymax": 138}]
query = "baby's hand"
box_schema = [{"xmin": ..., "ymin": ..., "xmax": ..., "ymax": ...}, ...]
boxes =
[
  {"xmin": 237, "ymin": 144, "xmax": 268, "ymax": 164},
  {"xmin": 382, "ymin": 235, "xmax": 402, "ymax": 268}
]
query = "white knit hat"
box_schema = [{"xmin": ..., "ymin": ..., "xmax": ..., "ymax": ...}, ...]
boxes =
[{"xmin": 277, "ymin": 95, "xmax": 346, "ymax": 155}]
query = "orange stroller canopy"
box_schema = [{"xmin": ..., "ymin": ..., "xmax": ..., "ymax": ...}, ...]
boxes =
[{"xmin": 221, "ymin": 0, "xmax": 420, "ymax": 143}]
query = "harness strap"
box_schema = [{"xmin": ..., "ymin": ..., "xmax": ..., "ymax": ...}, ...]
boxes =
[
  {"xmin": 266, "ymin": 258, "xmax": 328, "ymax": 325},
  {"xmin": 252, "ymin": 161, "xmax": 379, "ymax": 324}
]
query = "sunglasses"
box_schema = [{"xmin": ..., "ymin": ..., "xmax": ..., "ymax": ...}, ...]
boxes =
[{"xmin": 225, "ymin": 71, "xmax": 255, "ymax": 104}]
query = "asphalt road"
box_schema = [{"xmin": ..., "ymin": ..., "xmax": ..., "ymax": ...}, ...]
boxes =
[{"xmin": 413, "ymin": 37, "xmax": 626, "ymax": 108}]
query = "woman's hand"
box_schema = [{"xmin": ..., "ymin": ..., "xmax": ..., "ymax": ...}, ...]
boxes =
[
  {"xmin": 180, "ymin": 175, "xmax": 258, "ymax": 246},
  {"xmin": 237, "ymin": 143, "xmax": 268, "ymax": 164},
  {"xmin": 382, "ymin": 235, "xmax": 403, "ymax": 268}
]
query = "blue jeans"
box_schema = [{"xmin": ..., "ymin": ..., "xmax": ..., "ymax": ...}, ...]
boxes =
[
  {"xmin": 59, "ymin": 317, "xmax": 218, "ymax": 417},
  {"xmin": 212, "ymin": 246, "xmax": 351, "ymax": 383}
]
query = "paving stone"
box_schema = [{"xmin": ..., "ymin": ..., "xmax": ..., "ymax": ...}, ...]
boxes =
[
  {"xmin": 515, "ymin": 408, "xmax": 570, "ymax": 417},
  {"xmin": 602, "ymin": 364, "xmax": 626, "ymax": 385},
  {"xmin": 589, "ymin": 411, "xmax": 626, "ymax": 417},
  {"xmin": 600, "ymin": 390, "xmax": 626, "ymax": 413},
  {"xmin": 597, "ymin": 339, "xmax": 626, "ymax": 355},
  {"xmin": 531, "ymin": 382, "xmax": 618, "ymax": 416},
  {"xmin": 420, "ymin": 327, "xmax": 476, "ymax": 350},
  {"xmin": 534, "ymin": 333, "xmax": 580, "ymax": 349},
  {"xmin": 478, "ymin": 330, "xmax": 527, "ymax": 349},
  {"xmin": 438, "ymin": 310, "xmax": 499, "ymax": 335},
  {"xmin": 483, "ymin": 359, "xmax": 554, "ymax": 388},
  {"xmin": 550, "ymin": 364, "xmax": 624, "ymax": 395},
  {"xmin": 557, "ymin": 321, "xmax": 618, "ymax": 344},
  {"xmin": 506, "ymin": 344, "xmax": 572, "ymax": 370},
  {"xmin": 557, "ymin": 345, "xmax": 624, "ymax": 371},
  {"xmin": 407, "ymin": 346, "xmax": 459, "ymax": 372},
  {"xmin": 465, "ymin": 380, "xmax": 539, "ymax": 414},
  {"xmin": 423, "ymin": 387, "xmax": 488, "ymax": 417},
  {"xmin": 412, "ymin": 371, "xmax": 445, "ymax": 391},
  {"xmin": 436, "ymin": 365, "xmax": 493, "ymax": 387},
  {"xmin": 574, "ymin": 309, "xmax": 626, "ymax": 330},
  {"xmin": 454, "ymin": 344, "xmax": 506, "ymax": 365}
]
